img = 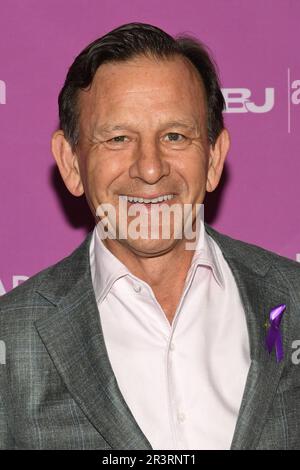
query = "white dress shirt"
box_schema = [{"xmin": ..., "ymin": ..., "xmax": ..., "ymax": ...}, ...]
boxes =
[{"xmin": 89, "ymin": 221, "xmax": 251, "ymax": 450}]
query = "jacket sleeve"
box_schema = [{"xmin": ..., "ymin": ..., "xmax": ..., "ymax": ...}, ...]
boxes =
[
  {"xmin": 0, "ymin": 391, "xmax": 14, "ymax": 449},
  {"xmin": 0, "ymin": 314, "xmax": 14, "ymax": 449}
]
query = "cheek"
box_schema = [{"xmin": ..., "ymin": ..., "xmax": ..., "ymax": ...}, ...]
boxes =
[
  {"xmin": 84, "ymin": 155, "xmax": 127, "ymax": 198},
  {"xmin": 175, "ymin": 153, "xmax": 208, "ymax": 188}
]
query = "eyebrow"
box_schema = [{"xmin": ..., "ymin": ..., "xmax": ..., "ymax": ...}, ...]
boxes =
[{"xmin": 94, "ymin": 120, "xmax": 198, "ymax": 135}]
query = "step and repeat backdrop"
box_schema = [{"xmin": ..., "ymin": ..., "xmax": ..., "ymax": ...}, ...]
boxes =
[{"xmin": 0, "ymin": 0, "xmax": 299, "ymax": 295}]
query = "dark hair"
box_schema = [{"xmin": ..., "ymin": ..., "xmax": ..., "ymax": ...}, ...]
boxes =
[{"xmin": 58, "ymin": 22, "xmax": 225, "ymax": 151}]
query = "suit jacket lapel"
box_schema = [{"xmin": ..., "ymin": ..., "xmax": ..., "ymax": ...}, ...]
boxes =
[
  {"xmin": 205, "ymin": 224, "xmax": 291, "ymax": 449},
  {"xmin": 34, "ymin": 233, "xmax": 153, "ymax": 450}
]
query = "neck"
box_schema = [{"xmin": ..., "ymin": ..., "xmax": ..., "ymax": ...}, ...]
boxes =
[{"xmin": 101, "ymin": 237, "xmax": 195, "ymax": 288}]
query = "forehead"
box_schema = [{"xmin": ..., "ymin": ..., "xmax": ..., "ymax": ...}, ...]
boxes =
[{"xmin": 78, "ymin": 54, "xmax": 207, "ymax": 127}]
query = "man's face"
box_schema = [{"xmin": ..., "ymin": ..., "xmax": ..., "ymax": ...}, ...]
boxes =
[{"xmin": 75, "ymin": 54, "xmax": 214, "ymax": 256}]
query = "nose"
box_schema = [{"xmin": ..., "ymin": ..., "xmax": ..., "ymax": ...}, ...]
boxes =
[{"xmin": 128, "ymin": 139, "xmax": 170, "ymax": 184}]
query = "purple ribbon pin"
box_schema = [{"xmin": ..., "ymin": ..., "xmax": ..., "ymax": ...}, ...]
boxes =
[{"xmin": 265, "ymin": 304, "xmax": 286, "ymax": 362}]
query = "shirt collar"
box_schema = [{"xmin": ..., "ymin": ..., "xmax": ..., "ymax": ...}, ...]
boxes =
[
  {"xmin": 90, "ymin": 225, "xmax": 129, "ymax": 303},
  {"xmin": 190, "ymin": 220, "xmax": 224, "ymax": 289},
  {"xmin": 90, "ymin": 219, "xmax": 224, "ymax": 303}
]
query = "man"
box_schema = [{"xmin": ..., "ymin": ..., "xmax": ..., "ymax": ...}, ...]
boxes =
[{"xmin": 1, "ymin": 22, "xmax": 300, "ymax": 450}]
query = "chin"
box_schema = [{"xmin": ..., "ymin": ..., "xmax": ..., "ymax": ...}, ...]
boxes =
[{"xmin": 123, "ymin": 237, "xmax": 178, "ymax": 258}]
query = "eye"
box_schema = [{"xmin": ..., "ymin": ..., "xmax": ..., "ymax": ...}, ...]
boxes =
[
  {"xmin": 164, "ymin": 133, "xmax": 186, "ymax": 142},
  {"xmin": 107, "ymin": 135, "xmax": 129, "ymax": 143}
]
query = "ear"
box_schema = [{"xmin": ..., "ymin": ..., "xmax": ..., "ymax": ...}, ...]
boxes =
[
  {"xmin": 206, "ymin": 128, "xmax": 230, "ymax": 193},
  {"xmin": 51, "ymin": 130, "xmax": 84, "ymax": 197}
]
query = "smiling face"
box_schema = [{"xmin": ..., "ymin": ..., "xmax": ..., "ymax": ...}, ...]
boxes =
[{"xmin": 52, "ymin": 54, "xmax": 229, "ymax": 258}]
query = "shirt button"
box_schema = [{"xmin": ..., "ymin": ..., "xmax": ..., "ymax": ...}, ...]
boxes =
[
  {"xmin": 177, "ymin": 412, "xmax": 186, "ymax": 423},
  {"xmin": 133, "ymin": 284, "xmax": 141, "ymax": 293},
  {"xmin": 170, "ymin": 342, "xmax": 175, "ymax": 351}
]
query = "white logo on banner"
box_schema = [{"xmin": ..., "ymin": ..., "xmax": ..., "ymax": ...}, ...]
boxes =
[
  {"xmin": 221, "ymin": 70, "xmax": 299, "ymax": 133},
  {"xmin": 0, "ymin": 80, "xmax": 6, "ymax": 104},
  {"xmin": 222, "ymin": 88, "xmax": 274, "ymax": 113},
  {"xmin": 291, "ymin": 80, "xmax": 300, "ymax": 104},
  {"xmin": 288, "ymin": 69, "xmax": 300, "ymax": 133},
  {"xmin": 0, "ymin": 275, "xmax": 29, "ymax": 296}
]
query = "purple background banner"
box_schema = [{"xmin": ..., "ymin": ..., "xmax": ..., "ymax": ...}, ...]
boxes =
[{"xmin": 0, "ymin": 0, "xmax": 299, "ymax": 295}]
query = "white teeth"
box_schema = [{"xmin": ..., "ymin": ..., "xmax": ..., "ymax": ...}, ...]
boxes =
[{"xmin": 125, "ymin": 194, "xmax": 175, "ymax": 203}]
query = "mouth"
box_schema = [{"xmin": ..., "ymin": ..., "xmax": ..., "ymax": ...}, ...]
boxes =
[{"xmin": 119, "ymin": 193, "xmax": 176, "ymax": 205}]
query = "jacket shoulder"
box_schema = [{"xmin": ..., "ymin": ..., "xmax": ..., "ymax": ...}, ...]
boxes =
[
  {"xmin": 205, "ymin": 224, "xmax": 300, "ymax": 290},
  {"xmin": 0, "ymin": 232, "xmax": 92, "ymax": 312}
]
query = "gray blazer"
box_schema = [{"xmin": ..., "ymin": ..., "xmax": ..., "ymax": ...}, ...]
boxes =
[{"xmin": 1, "ymin": 224, "xmax": 300, "ymax": 450}]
